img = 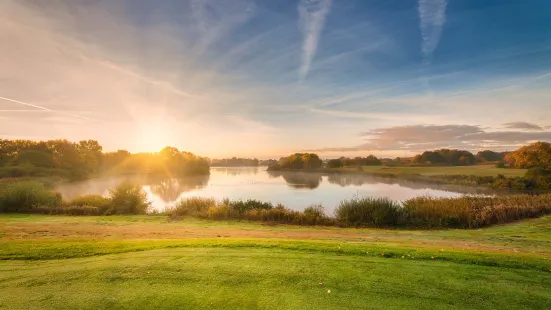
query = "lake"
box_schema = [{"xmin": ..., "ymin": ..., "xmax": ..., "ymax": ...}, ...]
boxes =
[{"xmin": 56, "ymin": 167, "xmax": 480, "ymax": 214}]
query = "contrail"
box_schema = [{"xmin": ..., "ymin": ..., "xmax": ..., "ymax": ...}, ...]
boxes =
[
  {"xmin": 298, "ymin": 0, "xmax": 332, "ymax": 80},
  {"xmin": 418, "ymin": 0, "xmax": 447, "ymax": 63},
  {"xmin": 0, "ymin": 96, "xmax": 93, "ymax": 120}
]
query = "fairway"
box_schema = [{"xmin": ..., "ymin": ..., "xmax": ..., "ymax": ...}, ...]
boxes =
[
  {"xmin": 360, "ymin": 164, "xmax": 527, "ymax": 177},
  {"xmin": 1, "ymin": 215, "xmax": 551, "ymax": 309},
  {"xmin": 2, "ymin": 248, "xmax": 550, "ymax": 310}
]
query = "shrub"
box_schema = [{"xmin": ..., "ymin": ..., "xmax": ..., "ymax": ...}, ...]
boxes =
[
  {"xmin": 495, "ymin": 161, "xmax": 505, "ymax": 168},
  {"xmin": 226, "ymin": 199, "xmax": 273, "ymax": 213},
  {"xmin": 0, "ymin": 181, "xmax": 61, "ymax": 212},
  {"xmin": 107, "ymin": 182, "xmax": 150, "ymax": 214},
  {"xmin": 334, "ymin": 197, "xmax": 401, "ymax": 227},
  {"xmin": 69, "ymin": 195, "xmax": 112, "ymax": 214},
  {"xmin": 302, "ymin": 204, "xmax": 330, "ymax": 225}
]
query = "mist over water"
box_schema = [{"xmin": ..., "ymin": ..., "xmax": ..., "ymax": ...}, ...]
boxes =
[{"xmin": 56, "ymin": 167, "xmax": 476, "ymax": 213}]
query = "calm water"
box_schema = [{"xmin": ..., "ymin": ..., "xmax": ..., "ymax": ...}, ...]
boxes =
[{"xmin": 56, "ymin": 167, "xmax": 479, "ymax": 213}]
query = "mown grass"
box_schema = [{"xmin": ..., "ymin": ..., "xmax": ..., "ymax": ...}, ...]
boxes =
[
  {"xmin": 1, "ymin": 215, "xmax": 551, "ymax": 309},
  {"xmin": 358, "ymin": 164, "xmax": 527, "ymax": 177},
  {"xmin": 2, "ymin": 248, "xmax": 550, "ymax": 310}
]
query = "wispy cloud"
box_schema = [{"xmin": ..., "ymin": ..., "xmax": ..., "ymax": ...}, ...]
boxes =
[
  {"xmin": 298, "ymin": 0, "xmax": 332, "ymax": 80},
  {"xmin": 309, "ymin": 124, "xmax": 551, "ymax": 153},
  {"xmin": 418, "ymin": 0, "xmax": 447, "ymax": 63}
]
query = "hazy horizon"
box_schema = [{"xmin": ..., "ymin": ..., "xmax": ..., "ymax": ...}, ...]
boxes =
[{"xmin": 1, "ymin": 0, "xmax": 551, "ymax": 158}]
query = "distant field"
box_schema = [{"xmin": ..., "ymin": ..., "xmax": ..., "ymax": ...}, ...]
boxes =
[
  {"xmin": 359, "ymin": 164, "xmax": 527, "ymax": 177},
  {"xmin": 1, "ymin": 215, "xmax": 551, "ymax": 309}
]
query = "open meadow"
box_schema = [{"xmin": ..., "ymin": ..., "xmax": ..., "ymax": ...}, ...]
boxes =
[{"xmin": 1, "ymin": 214, "xmax": 551, "ymax": 309}]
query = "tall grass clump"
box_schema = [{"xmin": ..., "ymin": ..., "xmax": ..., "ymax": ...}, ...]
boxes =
[
  {"xmin": 167, "ymin": 198, "xmax": 333, "ymax": 225},
  {"xmin": 167, "ymin": 197, "xmax": 217, "ymax": 217},
  {"xmin": 31, "ymin": 205, "xmax": 102, "ymax": 216},
  {"xmin": 401, "ymin": 194, "xmax": 551, "ymax": 228},
  {"xmin": 334, "ymin": 197, "xmax": 401, "ymax": 227},
  {"xmin": 107, "ymin": 182, "xmax": 150, "ymax": 214},
  {"xmin": 69, "ymin": 195, "xmax": 112, "ymax": 214},
  {"xmin": 0, "ymin": 181, "xmax": 61, "ymax": 212}
]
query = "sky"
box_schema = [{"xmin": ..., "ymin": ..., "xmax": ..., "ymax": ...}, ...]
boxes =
[{"xmin": 1, "ymin": 0, "xmax": 551, "ymax": 159}]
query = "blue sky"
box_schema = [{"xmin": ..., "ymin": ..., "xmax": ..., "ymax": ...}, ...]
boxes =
[{"xmin": 1, "ymin": 0, "xmax": 550, "ymax": 158}]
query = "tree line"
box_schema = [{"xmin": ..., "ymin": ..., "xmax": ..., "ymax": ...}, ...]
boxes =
[
  {"xmin": 209, "ymin": 157, "xmax": 277, "ymax": 167},
  {"xmin": 0, "ymin": 139, "xmax": 209, "ymax": 179},
  {"xmin": 269, "ymin": 142, "xmax": 551, "ymax": 171}
]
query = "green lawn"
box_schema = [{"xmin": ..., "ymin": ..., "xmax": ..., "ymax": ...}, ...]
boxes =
[
  {"xmin": 1, "ymin": 214, "xmax": 551, "ymax": 309},
  {"xmin": 359, "ymin": 164, "xmax": 527, "ymax": 177}
]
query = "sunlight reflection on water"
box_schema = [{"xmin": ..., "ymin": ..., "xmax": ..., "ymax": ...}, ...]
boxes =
[{"xmin": 56, "ymin": 167, "xmax": 481, "ymax": 213}]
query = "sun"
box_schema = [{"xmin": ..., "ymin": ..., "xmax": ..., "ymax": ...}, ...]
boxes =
[{"xmin": 136, "ymin": 121, "xmax": 176, "ymax": 153}]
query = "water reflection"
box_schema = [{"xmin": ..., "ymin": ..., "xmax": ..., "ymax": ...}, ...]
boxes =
[
  {"xmin": 56, "ymin": 168, "xmax": 488, "ymax": 213},
  {"xmin": 326, "ymin": 173, "xmax": 489, "ymax": 195},
  {"xmin": 268, "ymin": 170, "xmax": 322, "ymax": 189},
  {"xmin": 56, "ymin": 174, "xmax": 210, "ymax": 203},
  {"xmin": 212, "ymin": 166, "xmax": 259, "ymax": 175},
  {"xmin": 148, "ymin": 175, "xmax": 210, "ymax": 203}
]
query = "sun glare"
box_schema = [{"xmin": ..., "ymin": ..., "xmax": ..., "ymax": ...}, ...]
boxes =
[{"xmin": 136, "ymin": 121, "xmax": 175, "ymax": 153}]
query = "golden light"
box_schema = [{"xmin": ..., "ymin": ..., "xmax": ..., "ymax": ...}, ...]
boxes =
[{"xmin": 135, "ymin": 120, "xmax": 176, "ymax": 153}]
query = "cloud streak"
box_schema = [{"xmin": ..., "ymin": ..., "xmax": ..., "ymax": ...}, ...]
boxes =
[
  {"xmin": 418, "ymin": 0, "xmax": 447, "ymax": 62},
  {"xmin": 502, "ymin": 122, "xmax": 544, "ymax": 131},
  {"xmin": 0, "ymin": 96, "xmax": 92, "ymax": 120},
  {"xmin": 298, "ymin": 0, "xmax": 332, "ymax": 80}
]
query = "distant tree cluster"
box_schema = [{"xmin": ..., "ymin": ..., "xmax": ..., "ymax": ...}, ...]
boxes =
[
  {"xmin": 327, "ymin": 155, "xmax": 381, "ymax": 168},
  {"xmin": 268, "ymin": 153, "xmax": 323, "ymax": 170},
  {"xmin": 101, "ymin": 146, "xmax": 209, "ymax": 176},
  {"xmin": 0, "ymin": 139, "xmax": 209, "ymax": 179},
  {"xmin": 210, "ymin": 157, "xmax": 259, "ymax": 167},
  {"xmin": 0, "ymin": 139, "xmax": 103, "ymax": 179},
  {"xmin": 209, "ymin": 158, "xmax": 277, "ymax": 167},
  {"xmin": 505, "ymin": 142, "xmax": 551, "ymax": 169},
  {"xmin": 411, "ymin": 149, "xmax": 476, "ymax": 166},
  {"xmin": 475, "ymin": 150, "xmax": 506, "ymax": 163}
]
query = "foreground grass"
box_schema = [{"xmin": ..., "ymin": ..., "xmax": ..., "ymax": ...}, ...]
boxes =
[
  {"xmin": 358, "ymin": 164, "xmax": 527, "ymax": 177},
  {"xmin": 2, "ymin": 248, "xmax": 551, "ymax": 310},
  {"xmin": 1, "ymin": 215, "xmax": 551, "ymax": 309}
]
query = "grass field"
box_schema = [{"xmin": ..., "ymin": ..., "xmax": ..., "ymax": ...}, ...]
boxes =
[
  {"xmin": 1, "ymin": 214, "xmax": 551, "ymax": 309},
  {"xmin": 358, "ymin": 164, "xmax": 527, "ymax": 177}
]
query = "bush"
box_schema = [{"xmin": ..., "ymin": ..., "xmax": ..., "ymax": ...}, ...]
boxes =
[
  {"xmin": 495, "ymin": 161, "xmax": 505, "ymax": 168},
  {"xmin": 0, "ymin": 181, "xmax": 61, "ymax": 212},
  {"xmin": 302, "ymin": 204, "xmax": 330, "ymax": 225},
  {"xmin": 107, "ymin": 182, "xmax": 150, "ymax": 214},
  {"xmin": 334, "ymin": 197, "xmax": 401, "ymax": 227},
  {"xmin": 226, "ymin": 199, "xmax": 274, "ymax": 213},
  {"xmin": 69, "ymin": 195, "xmax": 112, "ymax": 214}
]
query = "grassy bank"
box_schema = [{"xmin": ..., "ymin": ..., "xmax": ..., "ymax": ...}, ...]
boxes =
[
  {"xmin": 2, "ymin": 180, "xmax": 551, "ymax": 229},
  {"xmin": 1, "ymin": 214, "xmax": 551, "ymax": 309},
  {"xmin": 358, "ymin": 164, "xmax": 527, "ymax": 177}
]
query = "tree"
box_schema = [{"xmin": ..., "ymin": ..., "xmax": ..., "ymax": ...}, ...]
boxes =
[
  {"xmin": 327, "ymin": 159, "xmax": 343, "ymax": 168},
  {"xmin": 412, "ymin": 149, "xmax": 475, "ymax": 166},
  {"xmin": 270, "ymin": 153, "xmax": 323, "ymax": 170},
  {"xmin": 476, "ymin": 150, "xmax": 505, "ymax": 162},
  {"xmin": 505, "ymin": 142, "xmax": 551, "ymax": 169}
]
